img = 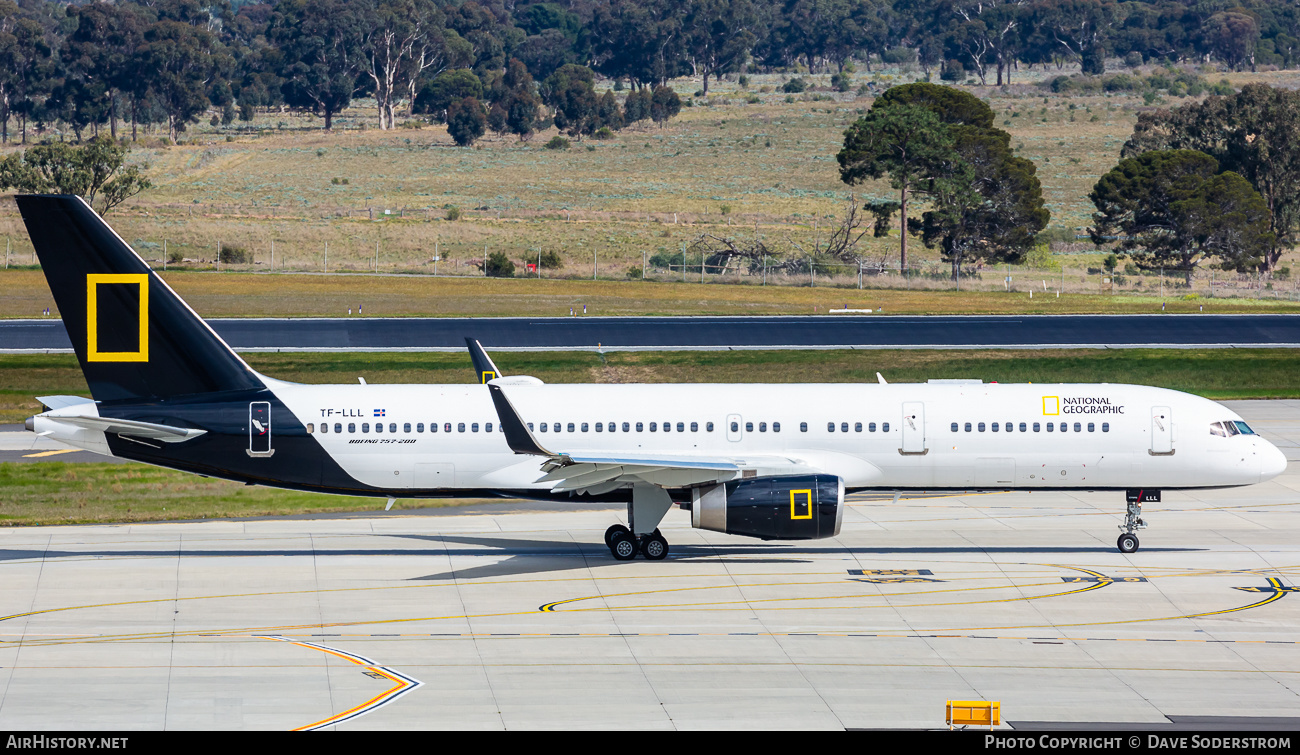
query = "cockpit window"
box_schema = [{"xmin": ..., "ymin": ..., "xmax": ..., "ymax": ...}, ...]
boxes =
[
  {"xmin": 1233, "ymin": 421, "xmax": 1256, "ymax": 435},
  {"xmin": 1210, "ymin": 422, "xmax": 1227, "ymax": 437}
]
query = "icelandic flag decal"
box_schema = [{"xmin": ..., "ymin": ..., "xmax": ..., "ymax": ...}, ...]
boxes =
[{"xmin": 374, "ymin": 409, "xmax": 386, "ymax": 417}]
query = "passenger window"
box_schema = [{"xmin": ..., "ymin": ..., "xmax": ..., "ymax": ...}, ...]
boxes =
[
  {"xmin": 650, "ymin": 422, "xmax": 657, "ymax": 432},
  {"xmin": 539, "ymin": 423, "xmax": 547, "ymax": 432},
  {"xmin": 758, "ymin": 422, "xmax": 766, "ymax": 432},
  {"xmin": 730, "ymin": 422, "xmax": 738, "ymax": 432},
  {"xmin": 882, "ymin": 422, "xmax": 890, "ymax": 432},
  {"xmin": 608, "ymin": 420, "xmax": 616, "ymax": 432},
  {"xmin": 663, "ymin": 422, "xmax": 672, "ymax": 433},
  {"xmin": 567, "ymin": 423, "xmax": 575, "ymax": 432},
  {"xmin": 389, "ymin": 423, "xmax": 396, "ymax": 433},
  {"xmin": 1033, "ymin": 422, "xmax": 1040, "ymax": 432},
  {"xmin": 827, "ymin": 422, "xmax": 835, "ymax": 432},
  {"xmin": 622, "ymin": 422, "xmax": 630, "ymax": 432},
  {"xmin": 1019, "ymin": 422, "xmax": 1027, "ymax": 432},
  {"xmin": 348, "ymin": 423, "xmax": 355, "ymax": 433},
  {"xmin": 486, "ymin": 422, "xmax": 493, "ymax": 433},
  {"xmin": 707, "ymin": 422, "xmax": 714, "ymax": 432},
  {"xmin": 375, "ymin": 423, "xmax": 383, "ymax": 434},
  {"xmin": 855, "ymin": 422, "xmax": 862, "ymax": 432},
  {"xmin": 1074, "ymin": 422, "xmax": 1081, "ymax": 432},
  {"xmin": 1004, "ymin": 422, "xmax": 1012, "ymax": 432},
  {"xmin": 869, "ymin": 422, "xmax": 876, "ymax": 432},
  {"xmin": 691, "ymin": 422, "xmax": 698, "ymax": 432},
  {"xmin": 636, "ymin": 422, "xmax": 644, "ymax": 432},
  {"xmin": 991, "ymin": 422, "xmax": 998, "ymax": 433},
  {"xmin": 1102, "ymin": 423, "xmax": 1109, "ymax": 433},
  {"xmin": 552, "ymin": 423, "xmax": 560, "ymax": 433},
  {"xmin": 964, "ymin": 422, "xmax": 971, "ymax": 432},
  {"xmin": 1087, "ymin": 422, "xmax": 1095, "ymax": 432},
  {"xmin": 978, "ymin": 422, "xmax": 985, "ymax": 432},
  {"xmin": 472, "ymin": 423, "xmax": 479, "ymax": 432},
  {"xmin": 596, "ymin": 422, "xmax": 604, "ymax": 432},
  {"xmin": 404, "ymin": 422, "xmax": 411, "ymax": 433},
  {"xmin": 773, "ymin": 422, "xmax": 781, "ymax": 432},
  {"xmin": 445, "ymin": 423, "xmax": 452, "ymax": 433},
  {"xmin": 1047, "ymin": 422, "xmax": 1054, "ymax": 432},
  {"xmin": 417, "ymin": 423, "xmax": 424, "ymax": 433},
  {"xmin": 307, "ymin": 423, "xmax": 314, "ymax": 433},
  {"xmin": 800, "ymin": 422, "xmax": 808, "ymax": 432},
  {"xmin": 840, "ymin": 422, "xmax": 848, "ymax": 433},
  {"xmin": 335, "ymin": 423, "xmax": 342, "ymax": 433},
  {"xmin": 581, "ymin": 423, "xmax": 588, "ymax": 432},
  {"xmin": 458, "ymin": 423, "xmax": 466, "ymax": 432},
  {"xmin": 362, "ymin": 423, "xmax": 370, "ymax": 433},
  {"xmin": 677, "ymin": 422, "xmax": 685, "ymax": 432},
  {"xmin": 1061, "ymin": 423, "xmax": 1068, "ymax": 433}
]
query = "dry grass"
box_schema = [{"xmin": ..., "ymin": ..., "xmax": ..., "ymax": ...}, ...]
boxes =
[
  {"xmin": 2, "ymin": 268, "xmax": 1295, "ymax": 320},
  {"xmin": 2, "ymin": 69, "xmax": 1298, "ymax": 297}
]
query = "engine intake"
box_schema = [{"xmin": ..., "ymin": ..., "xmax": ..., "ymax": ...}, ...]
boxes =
[{"xmin": 691, "ymin": 474, "xmax": 844, "ymax": 540}]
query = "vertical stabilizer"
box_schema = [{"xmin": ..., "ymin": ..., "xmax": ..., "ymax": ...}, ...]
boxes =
[{"xmin": 15, "ymin": 195, "xmax": 264, "ymax": 401}]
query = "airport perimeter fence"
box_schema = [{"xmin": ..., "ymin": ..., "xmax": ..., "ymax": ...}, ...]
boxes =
[{"xmin": 2, "ymin": 200, "xmax": 1297, "ymax": 303}]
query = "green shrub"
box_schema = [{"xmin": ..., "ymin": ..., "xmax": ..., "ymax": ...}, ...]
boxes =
[
  {"xmin": 538, "ymin": 250, "xmax": 563, "ymax": 269},
  {"xmin": 218, "ymin": 244, "xmax": 252, "ymax": 264},
  {"xmin": 484, "ymin": 250, "xmax": 514, "ymax": 277},
  {"xmin": 167, "ymin": 249, "xmax": 184, "ymax": 264},
  {"xmin": 593, "ymin": 126, "xmax": 615, "ymax": 140},
  {"xmin": 446, "ymin": 206, "xmax": 461, "ymax": 221},
  {"xmin": 626, "ymin": 266, "xmax": 643, "ymax": 279},
  {"xmin": 781, "ymin": 77, "xmax": 808, "ymax": 93},
  {"xmin": 544, "ymin": 135, "xmax": 570, "ymax": 150}
]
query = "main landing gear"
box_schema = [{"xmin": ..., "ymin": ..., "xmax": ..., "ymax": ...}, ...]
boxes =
[
  {"xmin": 605, "ymin": 484, "xmax": 675, "ymax": 560},
  {"xmin": 604, "ymin": 524, "xmax": 669, "ymax": 560},
  {"xmin": 1117, "ymin": 490, "xmax": 1153, "ymax": 553}
]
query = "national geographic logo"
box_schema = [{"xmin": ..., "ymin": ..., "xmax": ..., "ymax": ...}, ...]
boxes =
[{"xmin": 86, "ymin": 274, "xmax": 148, "ymax": 362}]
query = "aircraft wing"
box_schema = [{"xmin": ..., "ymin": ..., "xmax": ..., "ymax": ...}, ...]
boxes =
[{"xmin": 487, "ymin": 383, "xmax": 747, "ymax": 493}]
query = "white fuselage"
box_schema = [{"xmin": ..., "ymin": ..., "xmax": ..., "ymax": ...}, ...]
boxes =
[{"xmin": 253, "ymin": 379, "xmax": 1286, "ymax": 494}]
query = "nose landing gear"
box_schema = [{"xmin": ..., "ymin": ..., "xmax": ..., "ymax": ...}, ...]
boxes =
[{"xmin": 1118, "ymin": 490, "xmax": 1155, "ymax": 553}]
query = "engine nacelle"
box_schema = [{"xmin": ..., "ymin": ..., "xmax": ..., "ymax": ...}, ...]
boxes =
[{"xmin": 690, "ymin": 474, "xmax": 844, "ymax": 540}]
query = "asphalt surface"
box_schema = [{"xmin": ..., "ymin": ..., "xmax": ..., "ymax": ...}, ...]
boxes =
[
  {"xmin": 0, "ymin": 399, "xmax": 1296, "ymax": 729},
  {"xmin": 5, "ymin": 313, "xmax": 1300, "ymax": 352}
]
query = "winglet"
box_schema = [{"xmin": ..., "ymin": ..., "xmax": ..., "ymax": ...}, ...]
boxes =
[
  {"xmin": 487, "ymin": 383, "xmax": 556, "ymax": 457},
  {"xmin": 877, "ymin": 372, "xmax": 888, "ymax": 385},
  {"xmin": 466, "ymin": 338, "xmax": 503, "ymax": 384}
]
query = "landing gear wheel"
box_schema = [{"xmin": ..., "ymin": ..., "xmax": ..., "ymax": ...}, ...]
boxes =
[
  {"xmin": 610, "ymin": 531, "xmax": 639, "ymax": 560},
  {"xmin": 640, "ymin": 531, "xmax": 669, "ymax": 560},
  {"xmin": 604, "ymin": 524, "xmax": 629, "ymax": 548},
  {"xmin": 1117, "ymin": 533, "xmax": 1139, "ymax": 554}
]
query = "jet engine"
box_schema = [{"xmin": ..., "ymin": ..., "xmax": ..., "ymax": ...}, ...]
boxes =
[{"xmin": 690, "ymin": 474, "xmax": 844, "ymax": 540}]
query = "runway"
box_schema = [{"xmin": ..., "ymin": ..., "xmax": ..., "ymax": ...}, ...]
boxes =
[
  {"xmin": 0, "ymin": 401, "xmax": 1298, "ymax": 729},
  {"xmin": 5, "ymin": 313, "xmax": 1300, "ymax": 353}
]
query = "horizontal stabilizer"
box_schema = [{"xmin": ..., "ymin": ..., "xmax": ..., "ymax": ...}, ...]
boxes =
[
  {"xmin": 37, "ymin": 395, "xmax": 96, "ymax": 411},
  {"xmin": 46, "ymin": 415, "xmax": 207, "ymax": 443}
]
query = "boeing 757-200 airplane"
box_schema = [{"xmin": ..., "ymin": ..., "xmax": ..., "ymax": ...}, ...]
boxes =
[{"xmin": 16, "ymin": 195, "xmax": 1289, "ymax": 559}]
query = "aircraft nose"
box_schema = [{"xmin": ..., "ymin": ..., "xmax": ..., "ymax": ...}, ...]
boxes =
[{"xmin": 1261, "ymin": 442, "xmax": 1289, "ymax": 482}]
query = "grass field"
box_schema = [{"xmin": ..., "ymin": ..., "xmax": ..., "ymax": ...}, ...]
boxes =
[
  {"xmin": 3, "ymin": 68, "xmax": 1299, "ymax": 305},
  {"xmin": 5, "ymin": 348, "xmax": 1299, "ymax": 424},
  {"xmin": 0, "ymin": 462, "xmax": 493, "ymax": 526},
  {"xmin": 3, "ymin": 268, "xmax": 1297, "ymax": 319}
]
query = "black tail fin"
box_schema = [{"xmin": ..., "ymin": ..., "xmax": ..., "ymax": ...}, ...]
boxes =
[{"xmin": 15, "ymin": 195, "xmax": 264, "ymax": 402}]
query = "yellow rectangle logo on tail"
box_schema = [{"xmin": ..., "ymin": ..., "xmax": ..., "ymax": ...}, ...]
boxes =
[{"xmin": 86, "ymin": 274, "xmax": 148, "ymax": 362}]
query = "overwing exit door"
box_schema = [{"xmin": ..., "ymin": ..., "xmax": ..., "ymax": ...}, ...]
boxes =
[
  {"xmin": 248, "ymin": 401, "xmax": 274, "ymax": 457},
  {"xmin": 901, "ymin": 402, "xmax": 926, "ymax": 455}
]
